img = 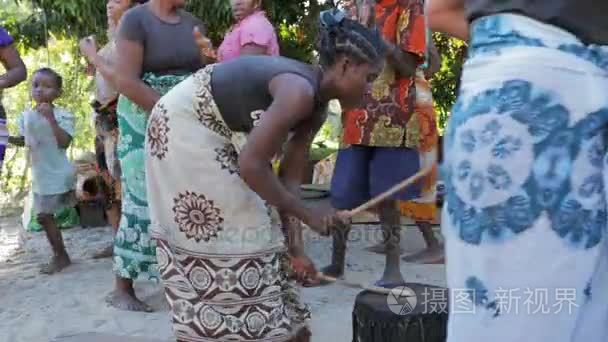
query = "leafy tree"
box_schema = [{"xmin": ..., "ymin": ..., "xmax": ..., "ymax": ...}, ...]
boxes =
[
  {"xmin": 4, "ymin": 0, "xmax": 330, "ymax": 61},
  {"xmin": 431, "ymin": 32, "xmax": 466, "ymax": 131},
  {"xmin": 0, "ymin": 0, "xmax": 464, "ymax": 203}
]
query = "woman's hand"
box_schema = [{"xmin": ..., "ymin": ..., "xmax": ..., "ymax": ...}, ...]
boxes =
[
  {"xmin": 289, "ymin": 251, "xmax": 318, "ymax": 283},
  {"xmin": 79, "ymin": 36, "xmax": 98, "ymax": 62},
  {"xmin": 193, "ymin": 26, "xmax": 216, "ymax": 60},
  {"xmin": 302, "ymin": 205, "xmax": 347, "ymax": 236},
  {"xmin": 37, "ymin": 103, "xmax": 56, "ymax": 123}
]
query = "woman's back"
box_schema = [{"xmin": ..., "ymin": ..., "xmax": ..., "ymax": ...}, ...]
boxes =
[{"xmin": 211, "ymin": 55, "xmax": 321, "ymax": 132}]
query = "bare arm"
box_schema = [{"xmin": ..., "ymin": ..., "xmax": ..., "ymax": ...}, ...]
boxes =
[
  {"xmin": 385, "ymin": 44, "xmax": 419, "ymax": 78},
  {"xmin": 277, "ymin": 112, "xmax": 325, "ymax": 254},
  {"xmin": 427, "ymin": 0, "xmax": 469, "ymax": 41},
  {"xmin": 48, "ymin": 120, "xmax": 72, "ymax": 149},
  {"xmin": 0, "ymin": 45, "xmax": 27, "ymax": 90},
  {"xmin": 238, "ymin": 74, "xmax": 319, "ymax": 228},
  {"xmin": 38, "ymin": 104, "xmax": 72, "ymax": 148},
  {"xmin": 425, "ymin": 37, "xmax": 441, "ymax": 79},
  {"xmin": 81, "ymin": 34, "xmax": 159, "ymax": 112},
  {"xmin": 112, "ymin": 38, "xmax": 161, "ymax": 112}
]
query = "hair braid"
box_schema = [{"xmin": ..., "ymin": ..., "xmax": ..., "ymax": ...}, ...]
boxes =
[{"xmin": 318, "ymin": 8, "xmax": 386, "ymax": 67}]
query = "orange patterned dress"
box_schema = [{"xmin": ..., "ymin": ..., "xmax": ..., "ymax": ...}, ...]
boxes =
[{"xmin": 341, "ymin": 0, "xmax": 438, "ymax": 221}]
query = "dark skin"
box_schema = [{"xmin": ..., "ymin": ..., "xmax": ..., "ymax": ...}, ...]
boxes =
[
  {"xmin": 427, "ymin": 0, "xmax": 469, "ymax": 41},
  {"xmin": 9, "ymin": 72, "xmax": 73, "ymax": 274},
  {"xmin": 239, "ymin": 75, "xmax": 325, "ymax": 230},
  {"xmin": 385, "ymin": 43, "xmax": 419, "ymax": 78},
  {"xmin": 425, "ymin": 38, "xmax": 441, "ymax": 79},
  {"xmin": 0, "ymin": 43, "xmax": 27, "ymax": 91},
  {"xmin": 79, "ymin": 0, "xmax": 214, "ymax": 313},
  {"xmin": 238, "ymin": 57, "xmax": 381, "ymax": 280}
]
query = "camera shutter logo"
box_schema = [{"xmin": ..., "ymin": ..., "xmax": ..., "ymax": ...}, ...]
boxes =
[{"xmin": 387, "ymin": 286, "xmax": 418, "ymax": 315}]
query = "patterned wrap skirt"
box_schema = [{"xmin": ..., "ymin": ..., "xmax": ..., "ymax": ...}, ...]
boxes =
[
  {"xmin": 113, "ymin": 73, "xmax": 188, "ymax": 281},
  {"xmin": 145, "ymin": 65, "xmax": 311, "ymax": 341},
  {"xmin": 442, "ymin": 14, "xmax": 608, "ymax": 341},
  {"xmin": 93, "ymin": 99, "xmax": 122, "ymax": 208}
]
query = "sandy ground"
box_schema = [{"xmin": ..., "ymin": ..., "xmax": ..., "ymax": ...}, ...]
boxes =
[{"xmin": 0, "ymin": 212, "xmax": 446, "ymax": 342}]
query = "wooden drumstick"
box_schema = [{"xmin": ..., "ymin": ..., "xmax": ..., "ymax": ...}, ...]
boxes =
[
  {"xmin": 340, "ymin": 164, "xmax": 436, "ymax": 220},
  {"xmin": 317, "ymin": 272, "xmax": 395, "ymax": 295}
]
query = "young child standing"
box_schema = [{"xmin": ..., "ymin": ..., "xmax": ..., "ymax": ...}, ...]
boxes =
[{"xmin": 9, "ymin": 68, "xmax": 76, "ymax": 274}]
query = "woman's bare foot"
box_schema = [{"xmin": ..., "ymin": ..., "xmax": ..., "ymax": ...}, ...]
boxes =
[
  {"xmin": 106, "ymin": 289, "xmax": 153, "ymax": 312},
  {"xmin": 40, "ymin": 254, "xmax": 71, "ymax": 274},
  {"xmin": 402, "ymin": 244, "xmax": 444, "ymax": 263},
  {"xmin": 319, "ymin": 263, "xmax": 344, "ymax": 278},
  {"xmin": 92, "ymin": 245, "xmax": 113, "ymax": 259}
]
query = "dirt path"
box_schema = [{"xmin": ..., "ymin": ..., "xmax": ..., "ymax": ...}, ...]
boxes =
[{"xmin": 0, "ymin": 213, "xmax": 445, "ymax": 342}]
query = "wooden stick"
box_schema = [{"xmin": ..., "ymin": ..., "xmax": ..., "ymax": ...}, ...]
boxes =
[
  {"xmin": 317, "ymin": 272, "xmax": 395, "ymax": 295},
  {"xmin": 342, "ymin": 164, "xmax": 436, "ymax": 218}
]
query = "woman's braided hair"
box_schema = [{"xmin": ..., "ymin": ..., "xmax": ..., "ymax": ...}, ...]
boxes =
[{"xmin": 317, "ymin": 8, "xmax": 386, "ymax": 67}]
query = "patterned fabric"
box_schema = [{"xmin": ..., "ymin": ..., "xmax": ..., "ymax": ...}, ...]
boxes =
[
  {"xmin": 94, "ymin": 98, "xmax": 121, "ymax": 207},
  {"xmin": 335, "ymin": 0, "xmax": 437, "ymax": 222},
  {"xmin": 217, "ymin": 11, "xmax": 280, "ymax": 62},
  {"xmin": 95, "ymin": 134, "xmax": 121, "ymax": 208},
  {"xmin": 399, "ymin": 69, "xmax": 438, "ymax": 221},
  {"xmin": 341, "ymin": 0, "xmax": 426, "ymax": 148},
  {"xmin": 443, "ymin": 14, "xmax": 608, "ymax": 342},
  {"xmin": 113, "ymin": 73, "xmax": 188, "ymax": 281},
  {"xmin": 146, "ymin": 65, "xmax": 310, "ymax": 341}
]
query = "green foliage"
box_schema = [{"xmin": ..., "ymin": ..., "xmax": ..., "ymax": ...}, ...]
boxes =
[
  {"xmin": 4, "ymin": 0, "xmax": 330, "ymax": 60},
  {"xmin": 430, "ymin": 32, "xmax": 466, "ymax": 131},
  {"xmin": 0, "ymin": 36, "xmax": 94, "ymax": 203},
  {"xmin": 0, "ymin": 0, "xmax": 465, "ymax": 202}
]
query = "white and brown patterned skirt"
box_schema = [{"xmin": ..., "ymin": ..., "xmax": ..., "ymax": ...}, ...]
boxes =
[{"xmin": 145, "ymin": 65, "xmax": 310, "ymax": 342}]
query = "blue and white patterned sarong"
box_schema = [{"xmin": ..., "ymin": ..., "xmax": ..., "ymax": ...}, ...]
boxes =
[{"xmin": 443, "ymin": 14, "xmax": 608, "ymax": 342}]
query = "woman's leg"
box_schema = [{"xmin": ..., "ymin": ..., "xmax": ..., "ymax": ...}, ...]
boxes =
[
  {"xmin": 38, "ymin": 213, "xmax": 71, "ymax": 274},
  {"xmin": 106, "ymin": 199, "xmax": 153, "ymax": 312},
  {"xmin": 92, "ymin": 184, "xmax": 121, "ymax": 259},
  {"xmin": 402, "ymin": 221, "xmax": 444, "ymax": 264},
  {"xmin": 106, "ymin": 276, "xmax": 152, "ymax": 312}
]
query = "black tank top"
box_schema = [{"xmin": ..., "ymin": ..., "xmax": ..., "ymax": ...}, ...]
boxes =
[{"xmin": 211, "ymin": 56, "xmax": 322, "ymax": 132}]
